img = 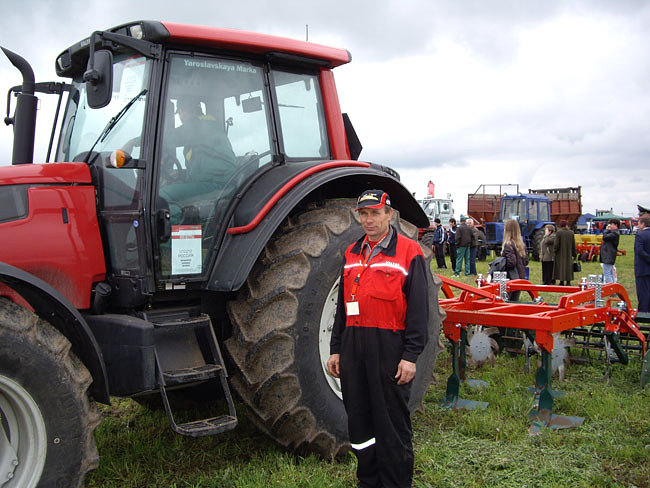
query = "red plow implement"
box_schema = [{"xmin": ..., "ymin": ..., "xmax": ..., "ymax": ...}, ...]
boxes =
[{"xmin": 438, "ymin": 273, "xmax": 648, "ymax": 433}]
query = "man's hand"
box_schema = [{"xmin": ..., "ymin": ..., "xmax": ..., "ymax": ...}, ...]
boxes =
[
  {"xmin": 395, "ymin": 359, "xmax": 416, "ymax": 385},
  {"xmin": 327, "ymin": 354, "xmax": 340, "ymax": 378}
]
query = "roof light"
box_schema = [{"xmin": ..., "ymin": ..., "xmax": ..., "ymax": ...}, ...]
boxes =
[{"xmin": 129, "ymin": 24, "xmax": 144, "ymax": 39}]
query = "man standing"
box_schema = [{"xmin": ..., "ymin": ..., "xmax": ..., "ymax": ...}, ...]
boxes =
[
  {"xmin": 634, "ymin": 214, "xmax": 650, "ymax": 312},
  {"xmin": 447, "ymin": 218, "xmax": 457, "ymax": 270},
  {"xmin": 433, "ymin": 218, "xmax": 447, "ymax": 269},
  {"xmin": 468, "ymin": 218, "xmax": 478, "ymax": 276},
  {"xmin": 553, "ymin": 220, "xmax": 577, "ymax": 286},
  {"xmin": 454, "ymin": 216, "xmax": 472, "ymax": 277},
  {"xmin": 600, "ymin": 218, "xmax": 620, "ymax": 283},
  {"xmin": 327, "ymin": 189, "xmax": 429, "ymax": 488}
]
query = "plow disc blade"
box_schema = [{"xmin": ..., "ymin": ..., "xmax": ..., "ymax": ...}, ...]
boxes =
[{"xmin": 467, "ymin": 327, "xmax": 499, "ymax": 366}]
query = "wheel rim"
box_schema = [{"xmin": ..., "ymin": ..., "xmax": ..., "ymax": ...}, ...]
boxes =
[
  {"xmin": 0, "ymin": 375, "xmax": 47, "ymax": 488},
  {"xmin": 318, "ymin": 280, "xmax": 343, "ymax": 400}
]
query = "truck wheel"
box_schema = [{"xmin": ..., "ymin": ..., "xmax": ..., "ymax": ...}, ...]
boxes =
[
  {"xmin": 531, "ymin": 229, "xmax": 544, "ymax": 262},
  {"xmin": 0, "ymin": 297, "xmax": 99, "ymax": 487},
  {"xmin": 225, "ymin": 199, "xmax": 442, "ymax": 458}
]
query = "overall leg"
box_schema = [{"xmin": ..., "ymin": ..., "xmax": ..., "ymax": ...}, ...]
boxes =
[
  {"xmin": 340, "ymin": 330, "xmax": 380, "ymax": 487},
  {"xmin": 368, "ymin": 330, "xmax": 414, "ymax": 488}
]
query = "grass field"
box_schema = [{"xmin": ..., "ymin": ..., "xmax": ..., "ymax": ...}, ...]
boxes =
[{"xmin": 87, "ymin": 235, "xmax": 650, "ymax": 487}]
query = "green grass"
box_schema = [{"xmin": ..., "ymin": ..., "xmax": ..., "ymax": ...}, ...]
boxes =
[{"xmin": 87, "ymin": 235, "xmax": 650, "ymax": 487}]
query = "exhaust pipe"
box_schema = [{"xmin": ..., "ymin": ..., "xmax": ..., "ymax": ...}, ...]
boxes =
[{"xmin": 2, "ymin": 47, "xmax": 37, "ymax": 164}]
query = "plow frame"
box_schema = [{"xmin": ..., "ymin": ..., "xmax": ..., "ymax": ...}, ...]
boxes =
[{"xmin": 438, "ymin": 274, "xmax": 647, "ymax": 432}]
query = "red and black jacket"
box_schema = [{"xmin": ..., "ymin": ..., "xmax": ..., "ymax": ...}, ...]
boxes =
[{"xmin": 330, "ymin": 226, "xmax": 429, "ymax": 363}]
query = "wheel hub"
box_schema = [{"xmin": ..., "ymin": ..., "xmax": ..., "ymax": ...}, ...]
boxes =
[
  {"xmin": 319, "ymin": 280, "xmax": 343, "ymax": 400},
  {"xmin": 0, "ymin": 374, "xmax": 47, "ymax": 488}
]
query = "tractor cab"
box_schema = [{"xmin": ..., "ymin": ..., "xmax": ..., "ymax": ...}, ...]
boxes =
[
  {"xmin": 49, "ymin": 21, "xmax": 341, "ymax": 307},
  {"xmin": 485, "ymin": 193, "xmax": 553, "ymax": 260}
]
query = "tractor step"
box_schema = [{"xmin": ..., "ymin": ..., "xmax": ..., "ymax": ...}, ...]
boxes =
[
  {"xmin": 175, "ymin": 415, "xmax": 238, "ymax": 437},
  {"xmin": 163, "ymin": 364, "xmax": 222, "ymax": 386},
  {"xmin": 141, "ymin": 309, "xmax": 238, "ymax": 437}
]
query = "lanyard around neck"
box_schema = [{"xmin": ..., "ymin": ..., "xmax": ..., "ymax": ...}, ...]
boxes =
[{"xmin": 350, "ymin": 231, "xmax": 388, "ymax": 299}]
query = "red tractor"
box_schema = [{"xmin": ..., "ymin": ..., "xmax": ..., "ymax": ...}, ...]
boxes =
[{"xmin": 0, "ymin": 21, "xmax": 441, "ymax": 486}]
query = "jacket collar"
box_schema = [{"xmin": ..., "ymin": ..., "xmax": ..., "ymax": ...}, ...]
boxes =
[{"xmin": 350, "ymin": 225, "xmax": 398, "ymax": 257}]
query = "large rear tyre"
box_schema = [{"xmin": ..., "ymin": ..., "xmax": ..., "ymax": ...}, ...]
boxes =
[
  {"xmin": 530, "ymin": 228, "xmax": 544, "ymax": 262},
  {"xmin": 0, "ymin": 297, "xmax": 99, "ymax": 487},
  {"xmin": 225, "ymin": 199, "xmax": 442, "ymax": 458}
]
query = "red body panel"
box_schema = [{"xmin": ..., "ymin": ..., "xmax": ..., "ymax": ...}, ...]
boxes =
[
  {"xmin": 228, "ymin": 161, "xmax": 371, "ymax": 235},
  {"xmin": 320, "ymin": 69, "xmax": 350, "ymax": 160},
  {"xmin": 0, "ymin": 162, "xmax": 93, "ymax": 185},
  {"xmin": 0, "ymin": 163, "xmax": 106, "ymax": 309},
  {"xmin": 162, "ymin": 22, "xmax": 351, "ymax": 68}
]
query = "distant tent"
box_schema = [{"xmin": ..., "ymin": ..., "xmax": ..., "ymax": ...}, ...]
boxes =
[
  {"xmin": 590, "ymin": 212, "xmax": 626, "ymax": 221},
  {"xmin": 577, "ymin": 213, "xmax": 595, "ymax": 225}
]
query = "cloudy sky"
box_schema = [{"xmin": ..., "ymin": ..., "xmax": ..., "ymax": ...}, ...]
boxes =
[{"xmin": 1, "ymin": 0, "xmax": 649, "ymax": 216}]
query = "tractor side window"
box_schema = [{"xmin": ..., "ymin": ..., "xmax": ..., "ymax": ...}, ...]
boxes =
[
  {"xmin": 272, "ymin": 71, "xmax": 329, "ymax": 159},
  {"xmin": 539, "ymin": 203, "xmax": 550, "ymax": 221},
  {"xmin": 528, "ymin": 199, "xmax": 538, "ymax": 220}
]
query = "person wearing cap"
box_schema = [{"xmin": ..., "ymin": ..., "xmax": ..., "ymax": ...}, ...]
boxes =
[
  {"xmin": 453, "ymin": 216, "xmax": 472, "ymax": 277},
  {"xmin": 433, "ymin": 218, "xmax": 447, "ymax": 269},
  {"xmin": 327, "ymin": 189, "xmax": 429, "ymax": 488}
]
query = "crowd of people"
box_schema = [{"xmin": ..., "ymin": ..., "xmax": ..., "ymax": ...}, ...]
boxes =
[{"xmin": 428, "ymin": 214, "xmax": 650, "ymax": 313}]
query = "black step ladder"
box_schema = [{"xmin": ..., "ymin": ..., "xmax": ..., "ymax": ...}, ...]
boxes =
[{"xmin": 144, "ymin": 310, "xmax": 237, "ymax": 437}]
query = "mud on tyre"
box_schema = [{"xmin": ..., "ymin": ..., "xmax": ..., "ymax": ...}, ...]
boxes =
[
  {"xmin": 225, "ymin": 199, "xmax": 443, "ymax": 458},
  {"xmin": 0, "ymin": 297, "xmax": 100, "ymax": 487}
]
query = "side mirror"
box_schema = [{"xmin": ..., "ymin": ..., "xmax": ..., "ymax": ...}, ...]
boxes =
[
  {"xmin": 84, "ymin": 49, "xmax": 113, "ymax": 109},
  {"xmin": 242, "ymin": 96, "xmax": 262, "ymax": 113}
]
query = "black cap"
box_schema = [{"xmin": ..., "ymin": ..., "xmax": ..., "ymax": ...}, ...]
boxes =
[
  {"xmin": 434, "ymin": 218, "xmax": 441, "ymax": 224},
  {"xmin": 356, "ymin": 189, "xmax": 391, "ymax": 210}
]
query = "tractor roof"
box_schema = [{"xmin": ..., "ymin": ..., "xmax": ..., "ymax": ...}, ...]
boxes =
[{"xmin": 56, "ymin": 20, "xmax": 351, "ymax": 78}]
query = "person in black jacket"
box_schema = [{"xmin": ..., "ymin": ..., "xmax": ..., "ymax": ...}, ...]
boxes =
[
  {"xmin": 600, "ymin": 218, "xmax": 620, "ymax": 283},
  {"xmin": 327, "ymin": 189, "xmax": 429, "ymax": 488},
  {"xmin": 635, "ymin": 214, "xmax": 650, "ymax": 312},
  {"xmin": 433, "ymin": 218, "xmax": 447, "ymax": 269},
  {"xmin": 501, "ymin": 219, "xmax": 528, "ymax": 301}
]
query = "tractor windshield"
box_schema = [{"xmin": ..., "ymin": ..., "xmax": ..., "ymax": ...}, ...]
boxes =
[
  {"xmin": 502, "ymin": 198, "xmax": 524, "ymax": 222},
  {"xmin": 57, "ymin": 53, "xmax": 151, "ymax": 162}
]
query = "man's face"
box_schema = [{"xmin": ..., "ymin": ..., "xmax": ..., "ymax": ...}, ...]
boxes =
[
  {"xmin": 359, "ymin": 207, "xmax": 393, "ymax": 241},
  {"xmin": 467, "ymin": 219, "xmax": 474, "ymax": 227}
]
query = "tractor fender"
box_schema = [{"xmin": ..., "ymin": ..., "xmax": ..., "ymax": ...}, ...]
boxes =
[
  {"xmin": 0, "ymin": 261, "xmax": 110, "ymax": 403},
  {"xmin": 208, "ymin": 160, "xmax": 428, "ymax": 292}
]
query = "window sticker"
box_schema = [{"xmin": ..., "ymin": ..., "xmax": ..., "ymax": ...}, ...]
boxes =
[{"xmin": 171, "ymin": 225, "xmax": 202, "ymax": 275}]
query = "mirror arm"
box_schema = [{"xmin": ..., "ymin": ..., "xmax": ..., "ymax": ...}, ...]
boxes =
[{"xmin": 83, "ymin": 30, "xmax": 161, "ymax": 85}]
